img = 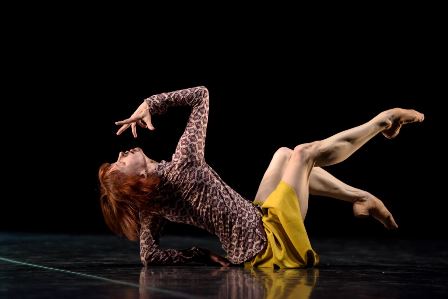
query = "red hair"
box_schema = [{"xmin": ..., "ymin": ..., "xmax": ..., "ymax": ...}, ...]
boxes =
[{"xmin": 98, "ymin": 163, "xmax": 161, "ymax": 241}]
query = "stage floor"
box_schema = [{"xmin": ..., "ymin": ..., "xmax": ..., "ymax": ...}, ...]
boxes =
[{"xmin": 1, "ymin": 233, "xmax": 447, "ymax": 298}]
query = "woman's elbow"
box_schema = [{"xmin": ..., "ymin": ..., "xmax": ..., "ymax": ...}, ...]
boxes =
[{"xmin": 197, "ymin": 86, "xmax": 209, "ymax": 100}]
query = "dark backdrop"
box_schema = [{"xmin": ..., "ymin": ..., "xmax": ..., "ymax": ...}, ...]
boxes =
[{"xmin": 1, "ymin": 11, "xmax": 445, "ymax": 240}]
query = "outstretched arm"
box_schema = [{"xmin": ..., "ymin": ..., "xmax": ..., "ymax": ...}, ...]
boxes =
[
  {"xmin": 115, "ymin": 86, "xmax": 209, "ymax": 165},
  {"xmin": 139, "ymin": 210, "xmax": 229, "ymax": 266},
  {"xmin": 145, "ymin": 86, "xmax": 209, "ymax": 165}
]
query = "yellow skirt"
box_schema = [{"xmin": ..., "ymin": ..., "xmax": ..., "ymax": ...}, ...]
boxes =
[{"xmin": 245, "ymin": 181, "xmax": 319, "ymax": 269}]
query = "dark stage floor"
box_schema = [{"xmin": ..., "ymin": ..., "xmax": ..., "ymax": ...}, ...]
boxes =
[{"xmin": 1, "ymin": 233, "xmax": 447, "ymax": 298}]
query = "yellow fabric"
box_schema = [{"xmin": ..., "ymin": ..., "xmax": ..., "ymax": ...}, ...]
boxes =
[
  {"xmin": 245, "ymin": 181, "xmax": 319, "ymax": 269},
  {"xmin": 247, "ymin": 268, "xmax": 319, "ymax": 299}
]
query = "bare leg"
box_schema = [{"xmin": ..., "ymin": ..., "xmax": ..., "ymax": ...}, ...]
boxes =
[
  {"xmin": 310, "ymin": 167, "xmax": 398, "ymax": 229},
  {"xmin": 254, "ymin": 150, "xmax": 364, "ymax": 203},
  {"xmin": 254, "ymin": 147, "xmax": 292, "ymax": 204},
  {"xmin": 309, "ymin": 167, "xmax": 364, "ymax": 202},
  {"xmin": 314, "ymin": 108, "xmax": 424, "ymax": 167},
  {"xmin": 254, "ymin": 148, "xmax": 398, "ymax": 229},
  {"xmin": 281, "ymin": 108, "xmax": 423, "ymax": 223}
]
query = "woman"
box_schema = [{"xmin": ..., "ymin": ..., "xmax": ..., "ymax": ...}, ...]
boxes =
[{"xmin": 98, "ymin": 86, "xmax": 424, "ymax": 268}]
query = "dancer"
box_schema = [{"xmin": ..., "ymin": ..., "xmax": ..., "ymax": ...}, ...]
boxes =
[{"xmin": 98, "ymin": 86, "xmax": 424, "ymax": 268}]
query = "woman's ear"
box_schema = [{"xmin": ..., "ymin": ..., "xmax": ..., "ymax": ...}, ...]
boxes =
[{"xmin": 139, "ymin": 169, "xmax": 147, "ymax": 178}]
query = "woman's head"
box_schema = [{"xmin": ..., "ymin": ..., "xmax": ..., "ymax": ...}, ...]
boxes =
[
  {"xmin": 98, "ymin": 147, "xmax": 160, "ymax": 241},
  {"xmin": 111, "ymin": 147, "xmax": 157, "ymax": 176}
]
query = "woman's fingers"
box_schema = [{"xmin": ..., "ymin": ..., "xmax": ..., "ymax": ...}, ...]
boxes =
[
  {"xmin": 144, "ymin": 115, "xmax": 155, "ymax": 130},
  {"xmin": 137, "ymin": 120, "xmax": 147, "ymax": 128},
  {"xmin": 216, "ymin": 257, "xmax": 230, "ymax": 267},
  {"xmin": 115, "ymin": 103, "xmax": 154, "ymax": 135},
  {"xmin": 116, "ymin": 124, "xmax": 130, "ymax": 135},
  {"xmin": 115, "ymin": 114, "xmax": 142, "ymax": 136},
  {"xmin": 209, "ymin": 252, "xmax": 230, "ymax": 267},
  {"xmin": 131, "ymin": 123, "xmax": 137, "ymax": 138},
  {"xmin": 115, "ymin": 115, "xmax": 142, "ymax": 126}
]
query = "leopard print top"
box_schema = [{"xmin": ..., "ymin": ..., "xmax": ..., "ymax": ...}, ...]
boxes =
[{"xmin": 139, "ymin": 86, "xmax": 267, "ymax": 265}]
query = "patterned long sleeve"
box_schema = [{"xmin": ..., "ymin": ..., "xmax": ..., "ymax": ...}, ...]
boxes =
[
  {"xmin": 145, "ymin": 86, "xmax": 209, "ymax": 165},
  {"xmin": 142, "ymin": 86, "xmax": 267, "ymax": 265},
  {"xmin": 139, "ymin": 210, "xmax": 208, "ymax": 266}
]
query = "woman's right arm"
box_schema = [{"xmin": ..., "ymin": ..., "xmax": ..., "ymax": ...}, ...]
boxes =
[
  {"xmin": 139, "ymin": 210, "xmax": 229, "ymax": 266},
  {"xmin": 115, "ymin": 86, "xmax": 209, "ymax": 165}
]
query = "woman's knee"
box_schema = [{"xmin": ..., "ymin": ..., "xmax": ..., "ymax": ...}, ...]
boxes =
[
  {"xmin": 291, "ymin": 141, "xmax": 321, "ymax": 162},
  {"xmin": 273, "ymin": 147, "xmax": 293, "ymax": 162}
]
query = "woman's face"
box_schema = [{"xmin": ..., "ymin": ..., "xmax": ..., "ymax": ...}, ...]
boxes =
[{"xmin": 111, "ymin": 147, "xmax": 153, "ymax": 176}]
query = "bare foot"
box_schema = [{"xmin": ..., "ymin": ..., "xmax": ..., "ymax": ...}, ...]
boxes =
[
  {"xmin": 353, "ymin": 194, "xmax": 398, "ymax": 230},
  {"xmin": 379, "ymin": 108, "xmax": 424, "ymax": 139}
]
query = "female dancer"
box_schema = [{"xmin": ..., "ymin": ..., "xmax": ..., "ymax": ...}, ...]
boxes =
[{"xmin": 98, "ymin": 86, "xmax": 423, "ymax": 268}]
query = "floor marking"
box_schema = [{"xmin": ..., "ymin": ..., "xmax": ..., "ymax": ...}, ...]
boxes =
[{"xmin": 0, "ymin": 256, "xmax": 195, "ymax": 299}]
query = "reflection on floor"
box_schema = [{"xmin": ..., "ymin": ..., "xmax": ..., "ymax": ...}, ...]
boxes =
[{"xmin": 1, "ymin": 233, "xmax": 447, "ymax": 298}]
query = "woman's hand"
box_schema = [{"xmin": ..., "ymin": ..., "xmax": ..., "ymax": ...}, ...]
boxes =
[
  {"xmin": 209, "ymin": 252, "xmax": 231, "ymax": 267},
  {"xmin": 203, "ymin": 249, "xmax": 231, "ymax": 267},
  {"xmin": 115, "ymin": 101, "xmax": 155, "ymax": 138}
]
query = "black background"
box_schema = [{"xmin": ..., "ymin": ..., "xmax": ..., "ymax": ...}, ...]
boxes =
[{"xmin": 1, "ymin": 8, "xmax": 446, "ymax": 240}]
